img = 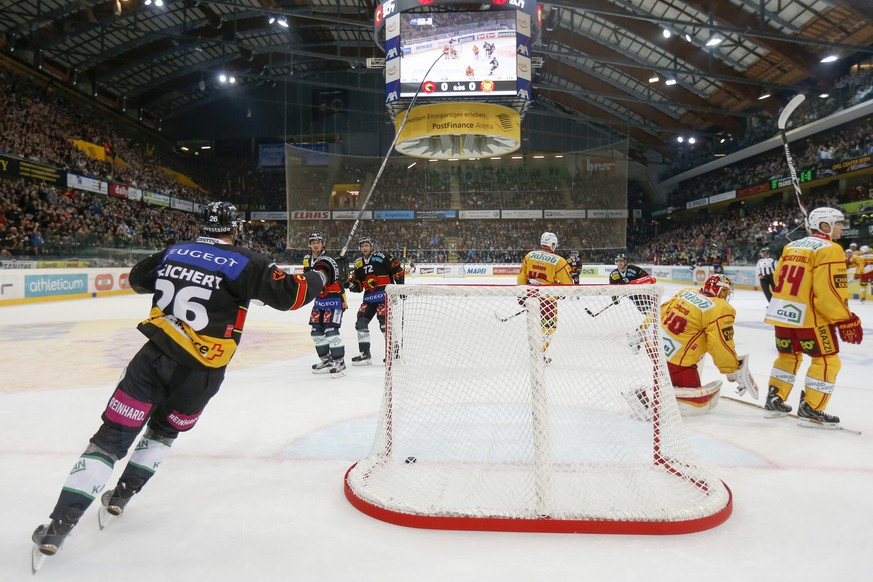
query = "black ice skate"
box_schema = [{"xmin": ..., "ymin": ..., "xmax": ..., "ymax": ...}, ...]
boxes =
[
  {"xmin": 797, "ymin": 394, "xmax": 840, "ymax": 429},
  {"xmin": 98, "ymin": 479, "xmax": 141, "ymax": 529},
  {"xmin": 312, "ymin": 355, "xmax": 332, "ymax": 374},
  {"xmin": 31, "ymin": 506, "xmax": 83, "ymax": 573},
  {"xmin": 329, "ymin": 359, "xmax": 346, "ymax": 378},
  {"xmin": 763, "ymin": 386, "xmax": 792, "ymax": 418},
  {"xmin": 351, "ymin": 352, "xmax": 372, "ymax": 366}
]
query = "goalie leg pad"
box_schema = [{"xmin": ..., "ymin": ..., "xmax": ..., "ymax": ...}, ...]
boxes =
[{"xmin": 675, "ymin": 381, "xmax": 722, "ymax": 416}]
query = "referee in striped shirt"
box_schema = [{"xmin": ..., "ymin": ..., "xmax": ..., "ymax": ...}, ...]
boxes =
[{"xmin": 756, "ymin": 247, "xmax": 777, "ymax": 303}]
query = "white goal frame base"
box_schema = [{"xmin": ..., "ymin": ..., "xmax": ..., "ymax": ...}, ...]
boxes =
[{"xmin": 345, "ymin": 283, "xmax": 733, "ymax": 535}]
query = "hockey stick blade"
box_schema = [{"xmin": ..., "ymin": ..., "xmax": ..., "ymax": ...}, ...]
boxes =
[
  {"xmin": 777, "ymin": 94, "xmax": 806, "ymax": 130},
  {"xmin": 585, "ymin": 299, "xmax": 618, "ymax": 318},
  {"xmin": 722, "ymin": 396, "xmax": 861, "ymax": 435}
]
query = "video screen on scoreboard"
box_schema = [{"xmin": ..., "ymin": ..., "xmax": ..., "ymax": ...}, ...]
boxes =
[{"xmin": 399, "ymin": 11, "xmax": 518, "ymax": 98}]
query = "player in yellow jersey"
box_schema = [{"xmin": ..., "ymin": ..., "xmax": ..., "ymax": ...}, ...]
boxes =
[
  {"xmin": 517, "ymin": 232, "xmax": 573, "ymax": 363},
  {"xmin": 763, "ymin": 207, "xmax": 863, "ymax": 428},
  {"xmin": 660, "ymin": 274, "xmax": 757, "ymax": 415},
  {"xmin": 855, "ymin": 244, "xmax": 873, "ymax": 302}
]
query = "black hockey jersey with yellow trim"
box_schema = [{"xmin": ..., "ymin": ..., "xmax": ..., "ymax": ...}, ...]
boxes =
[{"xmin": 130, "ymin": 236, "xmax": 321, "ymax": 369}]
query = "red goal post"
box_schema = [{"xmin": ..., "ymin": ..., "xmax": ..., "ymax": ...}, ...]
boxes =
[{"xmin": 344, "ymin": 282, "xmax": 732, "ymax": 534}]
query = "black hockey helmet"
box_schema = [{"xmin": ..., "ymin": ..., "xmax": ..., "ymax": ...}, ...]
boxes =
[
  {"xmin": 201, "ymin": 201, "xmax": 239, "ymax": 235},
  {"xmin": 760, "ymin": 247, "xmax": 770, "ymax": 254},
  {"xmin": 569, "ymin": 250, "xmax": 579, "ymax": 258},
  {"xmin": 358, "ymin": 236, "xmax": 374, "ymax": 248},
  {"xmin": 615, "ymin": 253, "xmax": 628, "ymax": 264},
  {"xmin": 308, "ymin": 232, "xmax": 325, "ymax": 244}
]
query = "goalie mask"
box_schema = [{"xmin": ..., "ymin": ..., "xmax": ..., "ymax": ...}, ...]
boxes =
[
  {"xmin": 202, "ymin": 201, "xmax": 240, "ymax": 236},
  {"xmin": 701, "ymin": 274, "xmax": 733, "ymax": 301}
]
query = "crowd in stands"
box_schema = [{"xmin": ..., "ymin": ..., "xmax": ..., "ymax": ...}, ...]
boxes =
[
  {"xmin": 668, "ymin": 113, "xmax": 873, "ymax": 207},
  {"xmin": 0, "ymin": 178, "xmax": 199, "ymax": 257},
  {"xmin": 0, "ymin": 67, "xmax": 215, "ymax": 204},
  {"xmin": 4, "ymin": 59, "xmax": 873, "ymax": 269},
  {"xmin": 664, "ymin": 64, "xmax": 873, "ymax": 178}
]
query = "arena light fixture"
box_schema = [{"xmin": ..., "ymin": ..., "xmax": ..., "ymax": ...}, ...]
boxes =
[
  {"xmin": 648, "ymin": 73, "xmax": 660, "ymax": 83},
  {"xmin": 705, "ymin": 34, "xmax": 723, "ymax": 47},
  {"xmin": 277, "ymin": 17, "xmax": 289, "ymax": 28},
  {"xmin": 688, "ymin": 137, "xmax": 696, "ymax": 144},
  {"xmin": 819, "ymin": 92, "xmax": 830, "ymax": 98},
  {"xmin": 665, "ymin": 77, "xmax": 677, "ymax": 86},
  {"xmin": 758, "ymin": 90, "xmax": 771, "ymax": 100},
  {"xmin": 662, "ymin": 28, "xmax": 671, "ymax": 39},
  {"xmin": 820, "ymin": 55, "xmax": 838, "ymax": 63},
  {"xmin": 218, "ymin": 73, "xmax": 227, "ymax": 83},
  {"xmin": 677, "ymin": 136, "xmax": 684, "ymax": 143}
]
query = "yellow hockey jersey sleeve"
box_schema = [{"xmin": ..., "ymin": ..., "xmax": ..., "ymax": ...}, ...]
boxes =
[
  {"xmin": 517, "ymin": 250, "xmax": 573, "ymax": 285},
  {"xmin": 764, "ymin": 236, "xmax": 851, "ymax": 328},
  {"xmin": 661, "ymin": 288, "xmax": 740, "ymax": 374}
]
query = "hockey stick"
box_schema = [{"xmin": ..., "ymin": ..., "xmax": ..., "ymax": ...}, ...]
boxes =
[
  {"xmin": 338, "ymin": 52, "xmax": 447, "ymax": 259},
  {"xmin": 495, "ymin": 308, "xmax": 526, "ymax": 322},
  {"xmin": 777, "ymin": 94, "xmax": 809, "ymax": 230},
  {"xmin": 721, "ymin": 396, "xmax": 861, "ymax": 435},
  {"xmin": 585, "ymin": 298, "xmax": 619, "ymax": 318}
]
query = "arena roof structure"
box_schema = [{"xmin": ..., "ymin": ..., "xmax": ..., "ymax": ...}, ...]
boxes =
[{"xmin": 3, "ymin": 0, "xmax": 873, "ymax": 161}]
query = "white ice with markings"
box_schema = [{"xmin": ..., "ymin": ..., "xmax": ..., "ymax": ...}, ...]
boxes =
[{"xmin": 1, "ymin": 276, "xmax": 871, "ymax": 581}]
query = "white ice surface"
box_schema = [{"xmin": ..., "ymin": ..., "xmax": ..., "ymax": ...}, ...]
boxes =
[{"xmin": 1, "ymin": 277, "xmax": 872, "ymax": 581}]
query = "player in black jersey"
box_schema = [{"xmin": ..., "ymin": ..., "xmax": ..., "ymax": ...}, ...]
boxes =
[
  {"xmin": 347, "ymin": 237, "xmax": 405, "ymax": 365},
  {"xmin": 31, "ymin": 202, "xmax": 325, "ymax": 568},
  {"xmin": 609, "ymin": 253, "xmax": 649, "ymax": 285},
  {"xmin": 608, "ymin": 253, "xmax": 656, "ymax": 353},
  {"xmin": 567, "ymin": 250, "xmax": 582, "ymax": 284},
  {"xmin": 303, "ymin": 232, "xmax": 349, "ymax": 377}
]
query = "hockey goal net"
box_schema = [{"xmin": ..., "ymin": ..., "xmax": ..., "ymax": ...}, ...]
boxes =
[{"xmin": 344, "ymin": 283, "xmax": 732, "ymax": 534}]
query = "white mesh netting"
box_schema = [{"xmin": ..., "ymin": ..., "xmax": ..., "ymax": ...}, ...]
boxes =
[{"xmin": 344, "ymin": 283, "xmax": 732, "ymax": 534}]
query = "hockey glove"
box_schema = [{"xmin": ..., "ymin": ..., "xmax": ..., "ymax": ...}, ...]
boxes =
[
  {"xmin": 334, "ymin": 254, "xmax": 350, "ymax": 284},
  {"xmin": 837, "ymin": 313, "xmax": 863, "ymax": 344},
  {"xmin": 313, "ymin": 255, "xmax": 340, "ymax": 284}
]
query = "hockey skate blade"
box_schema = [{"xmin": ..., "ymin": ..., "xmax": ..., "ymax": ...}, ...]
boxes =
[
  {"xmin": 351, "ymin": 359, "xmax": 372, "ymax": 367},
  {"xmin": 32, "ymin": 545, "xmax": 49, "ymax": 574},
  {"xmin": 329, "ymin": 371, "xmax": 346, "ymax": 379},
  {"xmin": 763, "ymin": 409, "xmax": 791, "ymax": 419},
  {"xmin": 797, "ymin": 418, "xmax": 840, "ymax": 431},
  {"xmin": 312, "ymin": 367, "xmax": 332, "ymax": 375},
  {"xmin": 98, "ymin": 507, "xmax": 119, "ymax": 530}
]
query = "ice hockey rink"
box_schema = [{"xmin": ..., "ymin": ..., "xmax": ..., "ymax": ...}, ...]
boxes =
[{"xmin": 1, "ymin": 276, "xmax": 872, "ymax": 581}]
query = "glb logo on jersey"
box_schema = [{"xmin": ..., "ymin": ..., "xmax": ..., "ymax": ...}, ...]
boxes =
[{"xmin": 767, "ymin": 299, "xmax": 805, "ymax": 325}]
